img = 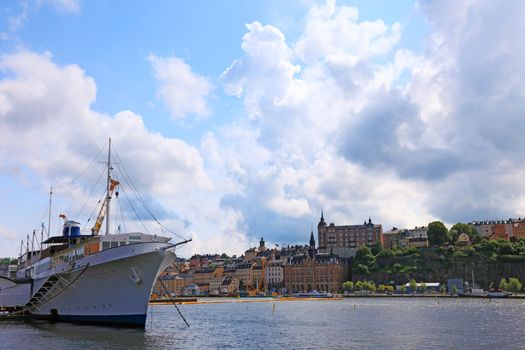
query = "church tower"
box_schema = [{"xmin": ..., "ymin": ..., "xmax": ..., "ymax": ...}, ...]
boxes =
[{"xmin": 309, "ymin": 229, "xmax": 316, "ymax": 258}]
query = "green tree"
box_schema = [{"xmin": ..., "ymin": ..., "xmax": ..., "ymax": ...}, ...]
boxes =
[
  {"xmin": 440, "ymin": 284, "xmax": 446, "ymax": 294},
  {"xmin": 355, "ymin": 264, "xmax": 370, "ymax": 275},
  {"xmin": 355, "ymin": 281, "xmax": 363, "ymax": 291},
  {"xmin": 353, "ymin": 246, "xmax": 376, "ymax": 274},
  {"xmin": 371, "ymin": 241, "xmax": 383, "ymax": 256},
  {"xmin": 409, "ymin": 279, "xmax": 417, "ymax": 293},
  {"xmin": 377, "ymin": 284, "xmax": 385, "ymax": 293},
  {"xmin": 384, "ymin": 285, "xmax": 394, "ymax": 293},
  {"xmin": 499, "ymin": 278, "xmax": 508, "ymax": 291},
  {"xmin": 508, "ymin": 277, "xmax": 522, "ymax": 295},
  {"xmin": 342, "ymin": 281, "xmax": 354, "ymax": 292},
  {"xmin": 400, "ymin": 285, "xmax": 407, "ymax": 293},
  {"xmin": 428, "ymin": 221, "xmax": 449, "ymax": 246},
  {"xmin": 420, "ymin": 281, "xmax": 427, "ymax": 294},
  {"xmin": 451, "ymin": 285, "xmax": 458, "ymax": 295}
]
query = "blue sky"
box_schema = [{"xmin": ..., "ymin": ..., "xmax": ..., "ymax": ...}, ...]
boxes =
[{"xmin": 1, "ymin": 0, "xmax": 524, "ymax": 258}]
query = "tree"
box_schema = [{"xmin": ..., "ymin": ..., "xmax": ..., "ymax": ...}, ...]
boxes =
[
  {"xmin": 353, "ymin": 246, "xmax": 376, "ymax": 274},
  {"xmin": 420, "ymin": 281, "xmax": 427, "ymax": 294},
  {"xmin": 440, "ymin": 284, "xmax": 446, "ymax": 294},
  {"xmin": 355, "ymin": 264, "xmax": 370, "ymax": 275},
  {"xmin": 451, "ymin": 285, "xmax": 458, "ymax": 295},
  {"xmin": 362, "ymin": 281, "xmax": 376, "ymax": 294},
  {"xmin": 371, "ymin": 241, "xmax": 383, "ymax": 256},
  {"xmin": 377, "ymin": 284, "xmax": 385, "ymax": 293},
  {"xmin": 400, "ymin": 285, "xmax": 407, "ymax": 293},
  {"xmin": 499, "ymin": 278, "xmax": 508, "ymax": 291},
  {"xmin": 409, "ymin": 279, "xmax": 417, "ymax": 294},
  {"xmin": 384, "ymin": 285, "xmax": 394, "ymax": 293},
  {"xmin": 355, "ymin": 281, "xmax": 363, "ymax": 291},
  {"xmin": 508, "ymin": 277, "xmax": 522, "ymax": 295},
  {"xmin": 428, "ymin": 221, "xmax": 449, "ymax": 246},
  {"xmin": 342, "ymin": 281, "xmax": 354, "ymax": 292}
]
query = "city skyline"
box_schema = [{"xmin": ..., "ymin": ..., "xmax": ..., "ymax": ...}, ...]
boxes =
[{"xmin": 1, "ymin": 0, "xmax": 525, "ymax": 258}]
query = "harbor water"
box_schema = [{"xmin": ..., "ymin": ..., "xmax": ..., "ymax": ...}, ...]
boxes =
[{"xmin": 1, "ymin": 298, "xmax": 525, "ymax": 349}]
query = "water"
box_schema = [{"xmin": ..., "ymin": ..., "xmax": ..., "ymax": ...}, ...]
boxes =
[{"xmin": 1, "ymin": 298, "xmax": 525, "ymax": 349}]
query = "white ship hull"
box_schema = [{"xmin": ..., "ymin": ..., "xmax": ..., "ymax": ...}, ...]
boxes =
[{"xmin": 1, "ymin": 241, "xmax": 176, "ymax": 327}]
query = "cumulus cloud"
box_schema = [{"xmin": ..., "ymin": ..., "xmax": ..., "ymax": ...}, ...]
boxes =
[
  {"xmin": 149, "ymin": 55, "xmax": 212, "ymax": 119},
  {"xmin": 216, "ymin": 0, "xmax": 525, "ymax": 247},
  {"xmin": 294, "ymin": 0, "xmax": 401, "ymax": 63},
  {"xmin": 0, "ymin": 51, "xmax": 232, "ymax": 257},
  {"xmin": 3, "ymin": 0, "xmax": 525, "ymax": 258}
]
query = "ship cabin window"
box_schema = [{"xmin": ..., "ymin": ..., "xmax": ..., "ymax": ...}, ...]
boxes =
[
  {"xmin": 63, "ymin": 227, "xmax": 70, "ymax": 236},
  {"xmin": 71, "ymin": 226, "xmax": 80, "ymax": 236},
  {"xmin": 110, "ymin": 241, "xmax": 118, "ymax": 248},
  {"xmin": 102, "ymin": 242, "xmax": 110, "ymax": 250}
]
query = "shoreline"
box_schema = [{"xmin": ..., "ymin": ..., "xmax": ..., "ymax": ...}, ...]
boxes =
[{"xmin": 148, "ymin": 293, "xmax": 525, "ymax": 305}]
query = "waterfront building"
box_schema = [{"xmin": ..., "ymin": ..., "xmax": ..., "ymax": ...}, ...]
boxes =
[
  {"xmin": 383, "ymin": 228, "xmax": 402, "ymax": 249},
  {"xmin": 235, "ymin": 262, "xmax": 254, "ymax": 288},
  {"xmin": 491, "ymin": 221, "xmax": 512, "ymax": 241},
  {"xmin": 469, "ymin": 218, "xmax": 525, "ymax": 240},
  {"xmin": 194, "ymin": 268, "xmax": 214, "ymax": 286},
  {"xmin": 511, "ymin": 219, "xmax": 525, "ymax": 239},
  {"xmin": 252, "ymin": 264, "xmax": 264, "ymax": 291},
  {"xmin": 153, "ymin": 275, "xmax": 186, "ymax": 297},
  {"xmin": 404, "ymin": 282, "xmax": 440, "ymax": 293},
  {"xmin": 209, "ymin": 275, "xmax": 226, "ymax": 295},
  {"xmin": 224, "ymin": 267, "xmax": 236, "ymax": 279},
  {"xmin": 265, "ymin": 259, "xmax": 284, "ymax": 293},
  {"xmin": 220, "ymin": 277, "xmax": 240, "ymax": 294},
  {"xmin": 283, "ymin": 231, "xmax": 344, "ymax": 293},
  {"xmin": 456, "ymin": 233, "xmax": 470, "ymax": 246},
  {"xmin": 317, "ymin": 211, "xmax": 383, "ymax": 258},
  {"xmin": 399, "ymin": 227, "xmax": 428, "ymax": 248},
  {"xmin": 447, "ymin": 278, "xmax": 464, "ymax": 294}
]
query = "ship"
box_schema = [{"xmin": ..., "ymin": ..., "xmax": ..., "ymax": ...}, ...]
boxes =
[{"xmin": 0, "ymin": 139, "xmax": 190, "ymax": 327}]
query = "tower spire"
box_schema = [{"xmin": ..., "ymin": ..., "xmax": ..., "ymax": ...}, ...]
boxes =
[{"xmin": 309, "ymin": 229, "xmax": 316, "ymax": 249}]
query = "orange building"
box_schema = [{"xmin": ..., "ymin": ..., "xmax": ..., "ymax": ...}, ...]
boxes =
[{"xmin": 490, "ymin": 222, "xmax": 511, "ymax": 241}]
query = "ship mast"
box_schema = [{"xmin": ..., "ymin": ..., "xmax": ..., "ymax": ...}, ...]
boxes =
[
  {"xmin": 47, "ymin": 186, "xmax": 52, "ymax": 239},
  {"xmin": 106, "ymin": 138, "xmax": 112, "ymax": 236}
]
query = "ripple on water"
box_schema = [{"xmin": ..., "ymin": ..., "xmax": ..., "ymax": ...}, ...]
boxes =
[{"xmin": 1, "ymin": 298, "xmax": 525, "ymax": 349}]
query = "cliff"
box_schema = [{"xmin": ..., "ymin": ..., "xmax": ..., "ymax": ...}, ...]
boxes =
[{"xmin": 352, "ymin": 241, "xmax": 525, "ymax": 288}]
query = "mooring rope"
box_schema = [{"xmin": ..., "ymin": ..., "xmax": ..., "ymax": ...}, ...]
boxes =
[{"xmin": 158, "ymin": 278, "xmax": 190, "ymax": 327}]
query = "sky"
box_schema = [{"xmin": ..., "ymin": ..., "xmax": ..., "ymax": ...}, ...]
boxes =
[{"xmin": 1, "ymin": 0, "xmax": 524, "ymax": 258}]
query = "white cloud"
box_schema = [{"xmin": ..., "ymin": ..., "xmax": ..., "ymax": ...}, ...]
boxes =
[
  {"xmin": 294, "ymin": 0, "xmax": 401, "ymax": 64},
  {"xmin": 149, "ymin": 55, "xmax": 212, "ymax": 120},
  {"xmin": 216, "ymin": 0, "xmax": 525, "ymax": 246},
  {"xmin": 3, "ymin": 0, "xmax": 525, "ymax": 258},
  {"xmin": 0, "ymin": 51, "xmax": 242, "ymax": 258}
]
